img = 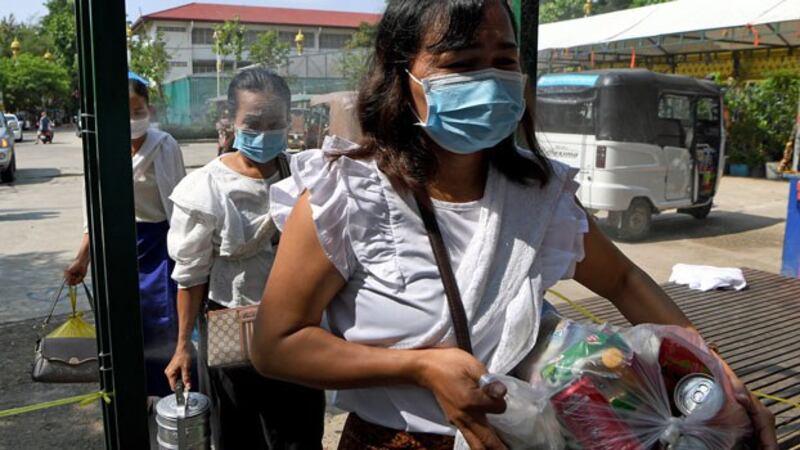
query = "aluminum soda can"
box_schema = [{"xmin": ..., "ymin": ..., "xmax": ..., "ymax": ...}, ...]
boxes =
[
  {"xmin": 551, "ymin": 375, "xmax": 643, "ymax": 450},
  {"xmin": 674, "ymin": 373, "xmax": 724, "ymax": 420}
]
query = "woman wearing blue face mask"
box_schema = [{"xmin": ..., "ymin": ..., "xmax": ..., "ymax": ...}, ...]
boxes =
[
  {"xmin": 165, "ymin": 68, "xmax": 325, "ymax": 449},
  {"xmin": 250, "ymin": 1, "xmax": 776, "ymax": 450},
  {"xmin": 65, "ymin": 73, "xmax": 187, "ymax": 398}
]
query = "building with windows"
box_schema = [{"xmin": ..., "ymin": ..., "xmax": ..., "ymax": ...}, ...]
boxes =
[{"xmin": 131, "ymin": 3, "xmax": 381, "ymax": 82}]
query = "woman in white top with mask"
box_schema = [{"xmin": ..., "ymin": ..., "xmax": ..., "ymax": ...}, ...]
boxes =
[
  {"xmin": 164, "ymin": 68, "xmax": 325, "ymax": 450},
  {"xmin": 64, "ymin": 72, "xmax": 187, "ymax": 397},
  {"xmin": 250, "ymin": 1, "xmax": 776, "ymax": 449}
]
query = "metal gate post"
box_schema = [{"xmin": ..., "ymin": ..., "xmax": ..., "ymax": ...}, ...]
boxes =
[{"xmin": 75, "ymin": 0, "xmax": 150, "ymax": 447}]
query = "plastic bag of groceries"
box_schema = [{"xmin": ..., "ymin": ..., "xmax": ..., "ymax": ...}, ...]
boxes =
[{"xmin": 465, "ymin": 315, "xmax": 753, "ymax": 450}]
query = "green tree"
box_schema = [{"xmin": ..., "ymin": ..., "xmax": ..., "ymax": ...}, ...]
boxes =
[
  {"xmin": 40, "ymin": 0, "xmax": 77, "ymax": 71},
  {"xmin": 338, "ymin": 22, "xmax": 378, "ymax": 90},
  {"xmin": 40, "ymin": 0, "xmax": 78, "ymax": 113},
  {"xmin": 213, "ymin": 17, "xmax": 246, "ymax": 71},
  {"xmin": 0, "ymin": 53, "xmax": 71, "ymax": 112},
  {"xmin": 724, "ymin": 71, "xmax": 800, "ymax": 166},
  {"xmin": 129, "ymin": 30, "xmax": 171, "ymax": 109},
  {"xmin": 248, "ymin": 31, "xmax": 290, "ymax": 71},
  {"xmin": 0, "ymin": 15, "xmax": 51, "ymax": 59}
]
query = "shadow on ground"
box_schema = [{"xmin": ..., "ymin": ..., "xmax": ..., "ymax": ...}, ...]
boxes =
[
  {"xmin": 599, "ymin": 210, "xmax": 784, "ymax": 244},
  {"xmin": 0, "ymin": 251, "xmax": 90, "ymax": 322},
  {"xmin": 7, "ymin": 168, "xmax": 63, "ymax": 186},
  {"xmin": 0, "ymin": 316, "xmax": 104, "ymax": 450},
  {"xmin": 0, "ymin": 208, "xmax": 60, "ymax": 222}
]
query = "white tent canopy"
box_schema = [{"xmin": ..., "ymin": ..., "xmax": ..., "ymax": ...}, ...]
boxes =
[{"xmin": 539, "ymin": 0, "xmax": 800, "ymax": 56}]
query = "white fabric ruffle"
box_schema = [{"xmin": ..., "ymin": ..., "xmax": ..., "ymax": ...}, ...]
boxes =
[{"xmin": 539, "ymin": 173, "xmax": 589, "ymax": 289}]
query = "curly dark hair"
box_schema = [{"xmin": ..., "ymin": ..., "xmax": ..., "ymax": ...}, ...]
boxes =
[{"xmin": 342, "ymin": 0, "xmax": 551, "ymax": 192}]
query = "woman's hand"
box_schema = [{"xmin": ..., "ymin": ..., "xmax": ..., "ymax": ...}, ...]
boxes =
[
  {"xmin": 415, "ymin": 348, "xmax": 508, "ymax": 450},
  {"xmin": 64, "ymin": 258, "xmax": 89, "ymax": 286},
  {"xmin": 164, "ymin": 343, "xmax": 193, "ymax": 391},
  {"xmin": 65, "ymin": 234, "xmax": 91, "ymax": 286},
  {"xmin": 719, "ymin": 359, "xmax": 777, "ymax": 449}
]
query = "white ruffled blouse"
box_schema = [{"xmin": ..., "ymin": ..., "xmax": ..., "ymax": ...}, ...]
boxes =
[
  {"xmin": 270, "ymin": 137, "xmax": 588, "ymax": 435},
  {"xmin": 168, "ymin": 157, "xmax": 280, "ymax": 308}
]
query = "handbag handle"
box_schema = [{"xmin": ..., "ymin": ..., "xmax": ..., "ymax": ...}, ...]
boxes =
[
  {"xmin": 39, "ymin": 280, "xmax": 95, "ymax": 331},
  {"xmin": 414, "ymin": 190, "xmax": 473, "ymax": 354}
]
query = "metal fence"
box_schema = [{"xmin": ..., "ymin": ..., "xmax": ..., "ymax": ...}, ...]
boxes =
[{"xmin": 162, "ymin": 73, "xmax": 350, "ymax": 126}]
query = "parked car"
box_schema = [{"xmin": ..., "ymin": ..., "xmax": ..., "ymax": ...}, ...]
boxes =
[
  {"xmin": 0, "ymin": 114, "xmax": 17, "ymax": 182},
  {"xmin": 4, "ymin": 114, "xmax": 23, "ymax": 142}
]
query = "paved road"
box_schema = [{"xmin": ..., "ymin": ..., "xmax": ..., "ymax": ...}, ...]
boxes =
[
  {"xmin": 0, "ymin": 131, "xmax": 217, "ymax": 323},
  {"xmin": 0, "ymin": 129, "xmax": 791, "ymax": 448}
]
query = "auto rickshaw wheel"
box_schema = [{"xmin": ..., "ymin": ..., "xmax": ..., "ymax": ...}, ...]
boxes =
[
  {"xmin": 678, "ymin": 203, "xmax": 712, "ymax": 220},
  {"xmin": 615, "ymin": 198, "xmax": 652, "ymax": 241}
]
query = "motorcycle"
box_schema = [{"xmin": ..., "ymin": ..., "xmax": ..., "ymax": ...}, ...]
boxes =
[{"xmin": 38, "ymin": 129, "xmax": 54, "ymax": 144}]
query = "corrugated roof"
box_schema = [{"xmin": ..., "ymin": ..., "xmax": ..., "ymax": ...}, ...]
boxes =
[{"xmin": 137, "ymin": 2, "xmax": 381, "ymax": 29}]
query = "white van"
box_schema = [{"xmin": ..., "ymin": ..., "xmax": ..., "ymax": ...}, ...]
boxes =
[{"xmin": 536, "ymin": 69, "xmax": 725, "ymax": 240}]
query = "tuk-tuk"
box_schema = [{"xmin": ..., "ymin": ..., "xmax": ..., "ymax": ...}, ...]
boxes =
[{"xmin": 536, "ymin": 69, "xmax": 725, "ymax": 240}]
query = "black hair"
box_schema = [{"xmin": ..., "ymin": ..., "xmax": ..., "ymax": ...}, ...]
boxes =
[
  {"xmin": 227, "ymin": 68, "xmax": 291, "ymax": 116},
  {"xmin": 346, "ymin": 0, "xmax": 551, "ymax": 192},
  {"xmin": 128, "ymin": 79, "xmax": 150, "ymax": 103}
]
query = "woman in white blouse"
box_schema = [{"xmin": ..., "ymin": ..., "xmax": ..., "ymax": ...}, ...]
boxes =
[
  {"xmin": 251, "ymin": 1, "xmax": 776, "ymax": 449},
  {"xmin": 164, "ymin": 68, "xmax": 324, "ymax": 449},
  {"xmin": 64, "ymin": 73, "xmax": 187, "ymax": 397}
]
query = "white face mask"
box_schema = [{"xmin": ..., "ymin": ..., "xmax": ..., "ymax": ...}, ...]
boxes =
[{"xmin": 130, "ymin": 116, "xmax": 150, "ymax": 139}]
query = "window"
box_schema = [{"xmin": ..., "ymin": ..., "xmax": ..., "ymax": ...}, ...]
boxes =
[
  {"xmin": 696, "ymin": 97, "xmax": 720, "ymax": 122},
  {"xmin": 191, "ymin": 28, "xmax": 215, "ymax": 45},
  {"xmin": 658, "ymin": 94, "xmax": 692, "ymax": 121},
  {"xmin": 536, "ymin": 95, "xmax": 596, "ymax": 135},
  {"xmin": 157, "ymin": 26, "xmax": 186, "ymax": 33},
  {"xmin": 192, "ymin": 60, "xmax": 216, "ymax": 74},
  {"xmin": 319, "ymin": 33, "xmax": 350, "ymax": 49},
  {"xmin": 192, "ymin": 60, "xmax": 233, "ymax": 74},
  {"xmin": 279, "ymin": 31, "xmax": 296, "ymax": 46},
  {"xmin": 244, "ymin": 30, "xmax": 259, "ymax": 46},
  {"xmin": 169, "ymin": 61, "xmax": 188, "ymax": 67}
]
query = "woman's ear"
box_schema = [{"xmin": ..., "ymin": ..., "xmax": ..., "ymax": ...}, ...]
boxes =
[{"xmin": 148, "ymin": 105, "xmax": 156, "ymax": 120}]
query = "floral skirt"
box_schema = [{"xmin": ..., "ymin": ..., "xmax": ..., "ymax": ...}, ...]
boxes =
[{"xmin": 337, "ymin": 414, "xmax": 455, "ymax": 450}]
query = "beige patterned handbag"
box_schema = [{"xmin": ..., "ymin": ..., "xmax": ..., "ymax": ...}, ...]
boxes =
[
  {"xmin": 204, "ymin": 153, "xmax": 291, "ymax": 369},
  {"xmin": 205, "ymin": 305, "xmax": 258, "ymax": 368}
]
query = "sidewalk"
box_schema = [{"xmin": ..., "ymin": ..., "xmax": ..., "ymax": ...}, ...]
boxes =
[{"xmin": 0, "ymin": 313, "xmax": 347, "ymax": 449}]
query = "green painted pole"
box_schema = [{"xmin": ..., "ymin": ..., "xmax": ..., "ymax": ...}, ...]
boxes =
[
  {"xmin": 518, "ymin": 0, "xmax": 540, "ymax": 79},
  {"xmin": 511, "ymin": 0, "xmax": 523, "ymax": 42},
  {"xmin": 75, "ymin": 0, "xmax": 149, "ymax": 447}
]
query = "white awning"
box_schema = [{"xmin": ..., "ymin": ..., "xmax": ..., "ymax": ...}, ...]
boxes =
[{"xmin": 539, "ymin": 0, "xmax": 800, "ymax": 55}]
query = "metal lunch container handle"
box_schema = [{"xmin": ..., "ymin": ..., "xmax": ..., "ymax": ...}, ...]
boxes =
[{"xmin": 175, "ymin": 380, "xmax": 189, "ymax": 449}]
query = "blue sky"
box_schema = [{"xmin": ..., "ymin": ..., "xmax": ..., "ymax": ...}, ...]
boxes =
[{"xmin": 14, "ymin": 0, "xmax": 386, "ymax": 23}]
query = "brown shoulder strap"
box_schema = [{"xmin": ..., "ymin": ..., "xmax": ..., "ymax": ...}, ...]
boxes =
[
  {"xmin": 271, "ymin": 153, "xmax": 292, "ymax": 246},
  {"xmin": 413, "ymin": 190, "xmax": 473, "ymax": 354}
]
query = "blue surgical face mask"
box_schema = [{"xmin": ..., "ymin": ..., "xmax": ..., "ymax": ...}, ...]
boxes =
[
  {"xmin": 408, "ymin": 68, "xmax": 526, "ymax": 154},
  {"xmin": 233, "ymin": 127, "xmax": 287, "ymax": 163}
]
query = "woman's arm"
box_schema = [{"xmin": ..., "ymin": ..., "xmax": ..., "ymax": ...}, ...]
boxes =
[
  {"xmin": 574, "ymin": 216, "xmax": 777, "ymax": 449},
  {"xmin": 252, "ymin": 192, "xmax": 508, "ymax": 449},
  {"xmin": 164, "ymin": 203, "xmax": 215, "ymax": 390},
  {"xmin": 573, "ymin": 217, "xmax": 693, "ymax": 328},
  {"xmin": 164, "ymin": 284, "xmax": 205, "ymax": 390},
  {"xmin": 251, "ymin": 192, "xmax": 422, "ymax": 388},
  {"xmin": 64, "ymin": 233, "xmax": 91, "ymax": 286}
]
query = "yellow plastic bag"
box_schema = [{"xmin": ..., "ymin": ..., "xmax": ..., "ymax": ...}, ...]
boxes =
[{"xmin": 47, "ymin": 286, "xmax": 95, "ymax": 339}]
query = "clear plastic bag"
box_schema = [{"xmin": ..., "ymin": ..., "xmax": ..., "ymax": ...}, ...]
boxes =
[{"xmin": 465, "ymin": 318, "xmax": 752, "ymax": 450}]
